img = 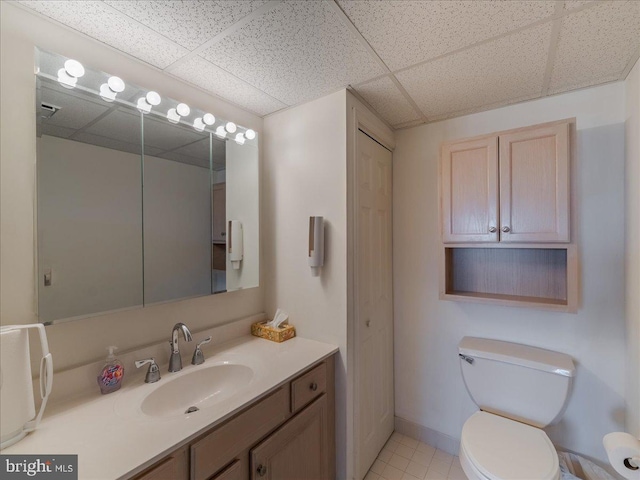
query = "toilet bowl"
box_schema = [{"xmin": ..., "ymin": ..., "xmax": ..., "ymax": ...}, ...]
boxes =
[{"xmin": 458, "ymin": 337, "xmax": 575, "ymax": 480}]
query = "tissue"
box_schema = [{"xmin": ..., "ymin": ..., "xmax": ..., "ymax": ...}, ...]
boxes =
[{"xmin": 603, "ymin": 432, "xmax": 640, "ymax": 480}]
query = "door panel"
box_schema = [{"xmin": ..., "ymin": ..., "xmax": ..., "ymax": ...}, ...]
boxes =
[
  {"xmin": 499, "ymin": 123, "xmax": 570, "ymax": 242},
  {"xmin": 356, "ymin": 131, "xmax": 394, "ymax": 478},
  {"xmin": 441, "ymin": 137, "xmax": 499, "ymax": 242}
]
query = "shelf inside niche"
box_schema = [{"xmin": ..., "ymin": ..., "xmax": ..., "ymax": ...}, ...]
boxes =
[{"xmin": 443, "ymin": 247, "xmax": 573, "ymax": 311}]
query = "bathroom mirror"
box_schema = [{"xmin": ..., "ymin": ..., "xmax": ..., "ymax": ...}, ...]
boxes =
[{"xmin": 35, "ymin": 50, "xmax": 259, "ymax": 324}]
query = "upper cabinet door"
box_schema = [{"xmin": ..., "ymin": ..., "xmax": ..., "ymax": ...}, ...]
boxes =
[
  {"xmin": 441, "ymin": 136, "xmax": 499, "ymax": 243},
  {"xmin": 499, "ymin": 123, "xmax": 570, "ymax": 243}
]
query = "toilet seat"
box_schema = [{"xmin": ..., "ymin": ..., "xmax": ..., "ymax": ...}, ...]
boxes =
[{"xmin": 460, "ymin": 411, "xmax": 560, "ymax": 480}]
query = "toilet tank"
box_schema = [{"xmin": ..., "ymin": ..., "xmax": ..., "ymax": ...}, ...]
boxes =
[{"xmin": 458, "ymin": 337, "xmax": 575, "ymax": 428}]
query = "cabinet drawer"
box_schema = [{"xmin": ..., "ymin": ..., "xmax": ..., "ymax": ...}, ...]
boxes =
[
  {"xmin": 191, "ymin": 387, "xmax": 289, "ymax": 480},
  {"xmin": 291, "ymin": 362, "xmax": 326, "ymax": 413}
]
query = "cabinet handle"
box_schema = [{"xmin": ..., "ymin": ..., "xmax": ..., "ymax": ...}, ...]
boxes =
[
  {"xmin": 309, "ymin": 382, "xmax": 318, "ymax": 392},
  {"xmin": 488, "ymin": 226, "xmax": 497, "ymax": 233},
  {"xmin": 501, "ymin": 226, "xmax": 511, "ymax": 233},
  {"xmin": 257, "ymin": 464, "xmax": 267, "ymax": 476}
]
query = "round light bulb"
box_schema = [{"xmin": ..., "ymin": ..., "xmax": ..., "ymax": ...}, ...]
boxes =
[
  {"xmin": 235, "ymin": 133, "xmax": 245, "ymax": 145},
  {"xmin": 167, "ymin": 108, "xmax": 180, "ymax": 124},
  {"xmin": 146, "ymin": 91, "xmax": 161, "ymax": 106},
  {"xmin": 107, "ymin": 76, "xmax": 125, "ymax": 93},
  {"xmin": 193, "ymin": 118, "xmax": 205, "ymax": 132},
  {"xmin": 245, "ymin": 129, "xmax": 256, "ymax": 140},
  {"xmin": 225, "ymin": 122, "xmax": 237, "ymax": 134},
  {"xmin": 203, "ymin": 113, "xmax": 216, "ymax": 126},
  {"xmin": 137, "ymin": 97, "xmax": 151, "ymax": 114},
  {"xmin": 215, "ymin": 126, "xmax": 227, "ymax": 138},
  {"xmin": 99, "ymin": 83, "xmax": 116, "ymax": 102},
  {"xmin": 64, "ymin": 59, "xmax": 85, "ymax": 78},
  {"xmin": 176, "ymin": 103, "xmax": 190, "ymax": 117},
  {"xmin": 57, "ymin": 68, "xmax": 77, "ymax": 89}
]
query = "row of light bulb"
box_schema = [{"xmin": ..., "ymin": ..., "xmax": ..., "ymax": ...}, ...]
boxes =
[{"xmin": 56, "ymin": 59, "xmax": 256, "ymax": 144}]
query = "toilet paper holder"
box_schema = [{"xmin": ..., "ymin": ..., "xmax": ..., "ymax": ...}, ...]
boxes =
[
  {"xmin": 604, "ymin": 431, "xmax": 640, "ymax": 479},
  {"xmin": 624, "ymin": 457, "xmax": 639, "ymax": 471}
]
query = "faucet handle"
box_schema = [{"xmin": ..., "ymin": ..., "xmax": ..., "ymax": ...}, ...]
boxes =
[
  {"xmin": 191, "ymin": 336, "xmax": 212, "ymax": 365},
  {"xmin": 135, "ymin": 357, "xmax": 161, "ymax": 383}
]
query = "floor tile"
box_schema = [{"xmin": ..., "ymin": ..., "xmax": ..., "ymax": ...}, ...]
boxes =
[
  {"xmin": 433, "ymin": 450, "xmax": 453, "ymax": 465},
  {"xmin": 405, "ymin": 460, "xmax": 428, "ymax": 479},
  {"xmin": 365, "ymin": 472, "xmax": 382, "ymax": 480},
  {"xmin": 371, "ymin": 459, "xmax": 387, "ymax": 475},
  {"xmin": 385, "ymin": 438, "xmax": 401, "ymax": 452},
  {"xmin": 395, "ymin": 443, "xmax": 417, "ymax": 459},
  {"xmin": 378, "ymin": 447, "xmax": 393, "ymax": 463},
  {"xmin": 416, "ymin": 442, "xmax": 436, "ymax": 455},
  {"xmin": 411, "ymin": 450, "xmax": 434, "ymax": 467},
  {"xmin": 425, "ymin": 466, "xmax": 449, "ymax": 479},
  {"xmin": 429, "ymin": 459, "xmax": 452, "ymax": 475},
  {"xmin": 402, "ymin": 473, "xmax": 423, "ymax": 480},
  {"xmin": 388, "ymin": 453, "xmax": 410, "ymax": 471},
  {"xmin": 399, "ymin": 436, "xmax": 419, "ymax": 448},
  {"xmin": 382, "ymin": 464, "xmax": 405, "ymax": 480},
  {"xmin": 447, "ymin": 465, "xmax": 467, "ymax": 480}
]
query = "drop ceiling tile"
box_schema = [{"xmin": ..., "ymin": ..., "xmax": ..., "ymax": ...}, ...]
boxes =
[
  {"xmin": 72, "ymin": 132, "xmax": 150, "ymax": 156},
  {"xmin": 353, "ymin": 76, "xmax": 420, "ymax": 126},
  {"xmin": 564, "ymin": 1, "xmax": 596, "ymax": 10},
  {"xmin": 143, "ymin": 116, "xmax": 205, "ymax": 152},
  {"xmin": 337, "ymin": 0, "xmax": 556, "ymax": 71},
  {"xmin": 549, "ymin": 1, "xmax": 640, "ymax": 94},
  {"xmin": 170, "ymin": 56, "xmax": 286, "ymax": 116},
  {"xmin": 18, "ymin": 1, "xmax": 188, "ymax": 68},
  {"xmin": 85, "ymin": 108, "xmax": 142, "ymax": 146},
  {"xmin": 103, "ymin": 1, "xmax": 269, "ymax": 51},
  {"xmin": 40, "ymin": 124, "xmax": 77, "ymax": 139},
  {"xmin": 200, "ymin": 0, "xmax": 384, "ymax": 106},
  {"xmin": 396, "ymin": 23, "xmax": 552, "ymax": 120}
]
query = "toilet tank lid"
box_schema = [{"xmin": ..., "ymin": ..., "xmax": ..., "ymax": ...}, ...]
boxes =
[{"xmin": 459, "ymin": 337, "xmax": 575, "ymax": 377}]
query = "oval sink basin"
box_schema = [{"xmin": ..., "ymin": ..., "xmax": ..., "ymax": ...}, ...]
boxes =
[{"xmin": 141, "ymin": 364, "xmax": 254, "ymax": 418}]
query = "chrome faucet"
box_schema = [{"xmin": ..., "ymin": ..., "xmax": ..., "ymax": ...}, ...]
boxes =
[{"xmin": 168, "ymin": 323, "xmax": 193, "ymax": 372}]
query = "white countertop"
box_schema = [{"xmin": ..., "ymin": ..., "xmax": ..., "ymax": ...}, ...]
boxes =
[{"xmin": 3, "ymin": 335, "xmax": 338, "ymax": 480}]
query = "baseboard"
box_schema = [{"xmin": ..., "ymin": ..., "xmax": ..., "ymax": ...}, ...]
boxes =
[{"xmin": 394, "ymin": 416, "xmax": 460, "ymax": 457}]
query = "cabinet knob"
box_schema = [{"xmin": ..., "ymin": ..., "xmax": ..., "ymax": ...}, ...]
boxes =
[
  {"xmin": 501, "ymin": 226, "xmax": 511, "ymax": 233},
  {"xmin": 257, "ymin": 464, "xmax": 267, "ymax": 476},
  {"xmin": 488, "ymin": 226, "xmax": 497, "ymax": 233},
  {"xmin": 310, "ymin": 382, "xmax": 318, "ymax": 392}
]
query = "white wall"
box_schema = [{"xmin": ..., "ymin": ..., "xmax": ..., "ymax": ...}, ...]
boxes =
[
  {"xmin": 0, "ymin": 2, "xmax": 263, "ymax": 371},
  {"xmin": 625, "ymin": 58, "xmax": 640, "ymax": 438},
  {"xmin": 226, "ymin": 141, "xmax": 260, "ymax": 291},
  {"xmin": 393, "ymin": 83, "xmax": 628, "ymax": 463},
  {"xmin": 37, "ymin": 135, "xmax": 143, "ymax": 322},
  {"xmin": 143, "ymin": 156, "xmax": 211, "ymax": 305},
  {"xmin": 263, "ymin": 90, "xmax": 348, "ymax": 478}
]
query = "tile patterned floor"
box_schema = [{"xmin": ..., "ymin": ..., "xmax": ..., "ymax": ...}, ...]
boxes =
[{"xmin": 364, "ymin": 432, "xmax": 467, "ymax": 480}]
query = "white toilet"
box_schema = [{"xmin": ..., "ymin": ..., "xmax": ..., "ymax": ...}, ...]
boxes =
[{"xmin": 458, "ymin": 337, "xmax": 575, "ymax": 480}]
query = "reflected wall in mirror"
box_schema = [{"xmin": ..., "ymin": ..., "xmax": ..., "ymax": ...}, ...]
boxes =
[{"xmin": 35, "ymin": 50, "xmax": 259, "ymax": 325}]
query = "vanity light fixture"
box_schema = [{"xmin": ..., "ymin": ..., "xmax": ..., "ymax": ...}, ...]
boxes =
[
  {"xmin": 245, "ymin": 129, "xmax": 256, "ymax": 140},
  {"xmin": 99, "ymin": 76, "xmax": 125, "ymax": 102},
  {"xmin": 203, "ymin": 113, "xmax": 216, "ymax": 126},
  {"xmin": 225, "ymin": 122, "xmax": 237, "ymax": 134},
  {"xmin": 215, "ymin": 126, "xmax": 227, "ymax": 138},
  {"xmin": 57, "ymin": 68, "xmax": 77, "ymax": 89},
  {"xmin": 234, "ymin": 133, "xmax": 245, "ymax": 145},
  {"xmin": 137, "ymin": 91, "xmax": 161, "ymax": 114}
]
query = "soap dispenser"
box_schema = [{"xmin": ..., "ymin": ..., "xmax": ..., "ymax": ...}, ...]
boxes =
[{"xmin": 97, "ymin": 346, "xmax": 124, "ymax": 394}]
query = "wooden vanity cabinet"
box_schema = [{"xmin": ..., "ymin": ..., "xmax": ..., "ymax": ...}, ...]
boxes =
[
  {"xmin": 130, "ymin": 355, "xmax": 335, "ymax": 480},
  {"xmin": 439, "ymin": 119, "xmax": 577, "ymax": 312}
]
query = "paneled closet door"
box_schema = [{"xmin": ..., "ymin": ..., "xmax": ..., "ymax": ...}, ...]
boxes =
[
  {"xmin": 356, "ymin": 130, "xmax": 394, "ymax": 478},
  {"xmin": 441, "ymin": 136, "xmax": 499, "ymax": 243},
  {"xmin": 499, "ymin": 123, "xmax": 570, "ymax": 242}
]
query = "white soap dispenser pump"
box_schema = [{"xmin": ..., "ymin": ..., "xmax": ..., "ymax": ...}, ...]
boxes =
[{"xmin": 228, "ymin": 220, "xmax": 243, "ymax": 270}]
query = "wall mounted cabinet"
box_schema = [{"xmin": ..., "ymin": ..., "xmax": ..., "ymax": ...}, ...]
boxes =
[
  {"xmin": 441, "ymin": 122, "xmax": 570, "ymax": 243},
  {"xmin": 439, "ymin": 119, "xmax": 577, "ymax": 312}
]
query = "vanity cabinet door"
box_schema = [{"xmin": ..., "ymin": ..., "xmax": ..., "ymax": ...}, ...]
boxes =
[
  {"xmin": 250, "ymin": 395, "xmax": 330, "ymax": 480},
  {"xmin": 498, "ymin": 123, "xmax": 570, "ymax": 243},
  {"xmin": 211, "ymin": 460, "xmax": 244, "ymax": 480},
  {"xmin": 441, "ymin": 136, "xmax": 499, "ymax": 243},
  {"xmin": 133, "ymin": 446, "xmax": 188, "ymax": 480}
]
